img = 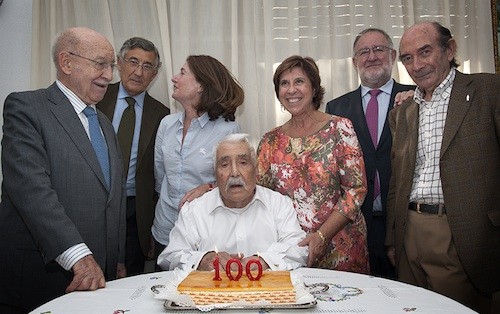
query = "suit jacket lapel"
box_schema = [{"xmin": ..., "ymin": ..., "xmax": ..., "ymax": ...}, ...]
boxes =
[
  {"xmin": 405, "ymin": 101, "xmax": 419, "ymax": 172},
  {"xmin": 441, "ymin": 72, "xmax": 473, "ymax": 157},
  {"xmin": 379, "ymin": 82, "xmax": 400, "ymax": 149},
  {"xmin": 351, "ymin": 87, "xmax": 376, "ymax": 151},
  {"xmin": 46, "ymin": 84, "xmax": 109, "ymax": 190},
  {"xmin": 359, "ymin": 81, "xmax": 400, "ymax": 151},
  {"xmin": 98, "ymin": 83, "xmax": 119, "ymax": 120},
  {"xmin": 99, "ymin": 111, "xmax": 119, "ymax": 194},
  {"xmin": 99, "ymin": 83, "xmax": 159, "ymax": 173},
  {"xmin": 136, "ymin": 93, "xmax": 159, "ymax": 170}
]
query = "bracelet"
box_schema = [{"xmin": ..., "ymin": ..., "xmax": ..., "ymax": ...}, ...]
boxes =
[
  {"xmin": 316, "ymin": 230, "xmax": 326, "ymax": 245},
  {"xmin": 337, "ymin": 209, "xmax": 349, "ymax": 220}
]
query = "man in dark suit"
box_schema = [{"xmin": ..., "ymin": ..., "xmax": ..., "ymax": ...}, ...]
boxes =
[
  {"xmin": 386, "ymin": 21, "xmax": 500, "ymax": 313},
  {"xmin": 0, "ymin": 27, "xmax": 126, "ymax": 313},
  {"xmin": 97, "ymin": 37, "xmax": 169, "ymax": 275},
  {"xmin": 326, "ymin": 28, "xmax": 414, "ymax": 278}
]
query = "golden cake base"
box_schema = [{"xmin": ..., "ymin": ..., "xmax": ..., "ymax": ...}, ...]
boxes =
[{"xmin": 177, "ymin": 270, "xmax": 295, "ymax": 305}]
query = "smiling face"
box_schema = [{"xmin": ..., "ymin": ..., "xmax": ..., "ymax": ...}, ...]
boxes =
[
  {"xmin": 118, "ymin": 48, "xmax": 158, "ymax": 96},
  {"xmin": 353, "ymin": 30, "xmax": 396, "ymax": 88},
  {"xmin": 399, "ymin": 22, "xmax": 455, "ymax": 99},
  {"xmin": 216, "ymin": 140, "xmax": 257, "ymax": 209},
  {"xmin": 59, "ymin": 28, "xmax": 115, "ymax": 105},
  {"xmin": 171, "ymin": 61, "xmax": 202, "ymax": 107},
  {"xmin": 277, "ymin": 67, "xmax": 315, "ymax": 117}
]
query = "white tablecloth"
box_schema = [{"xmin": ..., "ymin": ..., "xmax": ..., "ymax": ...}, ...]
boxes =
[{"xmin": 30, "ymin": 267, "xmax": 476, "ymax": 313}]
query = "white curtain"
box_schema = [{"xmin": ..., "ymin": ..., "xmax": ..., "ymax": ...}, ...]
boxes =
[{"xmin": 31, "ymin": 0, "xmax": 496, "ymax": 145}]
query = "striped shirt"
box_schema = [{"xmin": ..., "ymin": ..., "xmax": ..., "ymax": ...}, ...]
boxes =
[{"xmin": 54, "ymin": 80, "xmax": 93, "ymax": 270}]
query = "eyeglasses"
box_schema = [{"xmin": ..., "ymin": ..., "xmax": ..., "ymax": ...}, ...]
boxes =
[
  {"xmin": 122, "ymin": 58, "xmax": 157, "ymax": 73},
  {"xmin": 354, "ymin": 45, "xmax": 392, "ymax": 59},
  {"xmin": 68, "ymin": 52, "xmax": 116, "ymax": 71}
]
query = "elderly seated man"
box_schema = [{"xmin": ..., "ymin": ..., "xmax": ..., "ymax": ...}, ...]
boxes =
[{"xmin": 157, "ymin": 133, "xmax": 308, "ymax": 272}]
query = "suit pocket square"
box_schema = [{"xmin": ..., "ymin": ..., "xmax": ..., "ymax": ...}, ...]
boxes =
[{"xmin": 487, "ymin": 210, "xmax": 500, "ymax": 227}]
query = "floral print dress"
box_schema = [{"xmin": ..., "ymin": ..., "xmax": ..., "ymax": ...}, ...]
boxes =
[{"xmin": 257, "ymin": 116, "xmax": 369, "ymax": 273}]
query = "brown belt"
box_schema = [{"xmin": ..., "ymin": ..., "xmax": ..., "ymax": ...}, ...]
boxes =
[{"xmin": 408, "ymin": 202, "xmax": 446, "ymax": 214}]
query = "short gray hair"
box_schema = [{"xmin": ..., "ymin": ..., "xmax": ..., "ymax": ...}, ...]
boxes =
[
  {"xmin": 117, "ymin": 37, "xmax": 161, "ymax": 69},
  {"xmin": 353, "ymin": 28, "xmax": 394, "ymax": 53},
  {"xmin": 213, "ymin": 133, "xmax": 256, "ymax": 170}
]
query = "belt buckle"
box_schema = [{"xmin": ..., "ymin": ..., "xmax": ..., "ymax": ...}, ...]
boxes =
[{"xmin": 416, "ymin": 203, "xmax": 422, "ymax": 214}]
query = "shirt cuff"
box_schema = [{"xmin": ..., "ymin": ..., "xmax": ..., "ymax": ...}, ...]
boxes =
[{"xmin": 55, "ymin": 243, "xmax": 92, "ymax": 271}]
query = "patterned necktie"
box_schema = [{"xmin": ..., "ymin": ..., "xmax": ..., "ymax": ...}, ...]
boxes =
[
  {"xmin": 117, "ymin": 97, "xmax": 136, "ymax": 177},
  {"xmin": 366, "ymin": 89, "xmax": 381, "ymax": 200},
  {"xmin": 83, "ymin": 106, "xmax": 110, "ymax": 189}
]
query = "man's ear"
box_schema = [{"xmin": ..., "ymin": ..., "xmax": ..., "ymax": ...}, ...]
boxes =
[
  {"xmin": 447, "ymin": 38, "xmax": 457, "ymax": 63},
  {"xmin": 59, "ymin": 51, "xmax": 72, "ymax": 75}
]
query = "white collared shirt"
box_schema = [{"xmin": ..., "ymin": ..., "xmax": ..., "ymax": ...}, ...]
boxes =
[
  {"xmin": 361, "ymin": 78, "xmax": 394, "ymax": 143},
  {"xmin": 157, "ymin": 185, "xmax": 308, "ymax": 271},
  {"xmin": 54, "ymin": 80, "xmax": 93, "ymax": 270}
]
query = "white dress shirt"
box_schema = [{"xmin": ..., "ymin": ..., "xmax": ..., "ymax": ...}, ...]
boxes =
[
  {"xmin": 54, "ymin": 80, "xmax": 93, "ymax": 270},
  {"xmin": 158, "ymin": 185, "xmax": 308, "ymax": 271}
]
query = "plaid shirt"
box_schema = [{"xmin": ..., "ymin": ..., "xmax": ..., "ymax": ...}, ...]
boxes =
[{"xmin": 409, "ymin": 68, "xmax": 456, "ymax": 204}]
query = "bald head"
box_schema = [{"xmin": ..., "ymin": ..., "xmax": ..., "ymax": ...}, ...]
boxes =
[
  {"xmin": 52, "ymin": 27, "xmax": 115, "ymax": 105},
  {"xmin": 52, "ymin": 27, "xmax": 113, "ymax": 71},
  {"xmin": 399, "ymin": 21, "xmax": 457, "ymax": 99}
]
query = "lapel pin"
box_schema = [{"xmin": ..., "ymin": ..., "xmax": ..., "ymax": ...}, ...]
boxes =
[{"xmin": 466, "ymin": 94, "xmax": 470, "ymax": 102}]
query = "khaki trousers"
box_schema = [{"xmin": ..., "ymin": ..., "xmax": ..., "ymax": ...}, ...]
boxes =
[{"xmin": 399, "ymin": 210, "xmax": 492, "ymax": 313}]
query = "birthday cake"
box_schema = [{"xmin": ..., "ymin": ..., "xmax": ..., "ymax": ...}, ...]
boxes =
[{"xmin": 177, "ymin": 270, "xmax": 296, "ymax": 305}]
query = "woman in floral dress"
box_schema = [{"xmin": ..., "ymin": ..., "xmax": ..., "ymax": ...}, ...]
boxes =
[{"xmin": 257, "ymin": 55, "xmax": 369, "ymax": 273}]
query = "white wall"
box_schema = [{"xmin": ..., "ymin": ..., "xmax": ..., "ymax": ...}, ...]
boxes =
[{"xmin": 0, "ymin": 0, "xmax": 32, "ymax": 183}]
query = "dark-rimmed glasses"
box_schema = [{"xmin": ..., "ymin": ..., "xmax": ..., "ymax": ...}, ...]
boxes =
[
  {"xmin": 68, "ymin": 52, "xmax": 116, "ymax": 71},
  {"xmin": 122, "ymin": 58, "xmax": 157, "ymax": 73},
  {"xmin": 354, "ymin": 46, "xmax": 392, "ymax": 60}
]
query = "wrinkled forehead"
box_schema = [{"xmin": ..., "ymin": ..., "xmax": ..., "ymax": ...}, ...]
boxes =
[
  {"xmin": 74, "ymin": 31, "xmax": 113, "ymax": 56},
  {"xmin": 401, "ymin": 23, "xmax": 437, "ymax": 47},
  {"xmin": 354, "ymin": 31, "xmax": 390, "ymax": 49},
  {"xmin": 216, "ymin": 142, "xmax": 251, "ymax": 161}
]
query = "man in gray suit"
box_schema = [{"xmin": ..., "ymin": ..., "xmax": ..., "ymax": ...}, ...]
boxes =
[
  {"xmin": 97, "ymin": 37, "xmax": 169, "ymax": 275},
  {"xmin": 0, "ymin": 27, "xmax": 126, "ymax": 313},
  {"xmin": 326, "ymin": 28, "xmax": 414, "ymax": 278},
  {"xmin": 386, "ymin": 21, "xmax": 500, "ymax": 313}
]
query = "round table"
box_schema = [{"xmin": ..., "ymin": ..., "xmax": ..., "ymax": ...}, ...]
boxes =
[{"xmin": 30, "ymin": 267, "xmax": 476, "ymax": 313}]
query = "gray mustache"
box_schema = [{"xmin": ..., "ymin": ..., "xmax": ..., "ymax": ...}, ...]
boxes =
[{"xmin": 226, "ymin": 177, "xmax": 246, "ymax": 190}]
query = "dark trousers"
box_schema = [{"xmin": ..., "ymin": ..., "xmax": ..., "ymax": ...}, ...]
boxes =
[
  {"xmin": 154, "ymin": 238, "xmax": 166, "ymax": 271},
  {"xmin": 0, "ymin": 249, "xmax": 71, "ymax": 313},
  {"xmin": 367, "ymin": 216, "xmax": 395, "ymax": 279},
  {"xmin": 0, "ymin": 303, "xmax": 28, "ymax": 314},
  {"xmin": 125, "ymin": 197, "xmax": 146, "ymax": 276}
]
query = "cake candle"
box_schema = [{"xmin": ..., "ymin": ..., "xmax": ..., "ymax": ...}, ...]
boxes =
[
  {"xmin": 246, "ymin": 253, "xmax": 263, "ymax": 280},
  {"xmin": 225, "ymin": 258, "xmax": 243, "ymax": 281},
  {"xmin": 212, "ymin": 247, "xmax": 222, "ymax": 281}
]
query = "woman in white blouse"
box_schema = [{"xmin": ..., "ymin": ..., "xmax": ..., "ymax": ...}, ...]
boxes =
[{"xmin": 152, "ymin": 55, "xmax": 244, "ymax": 268}]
